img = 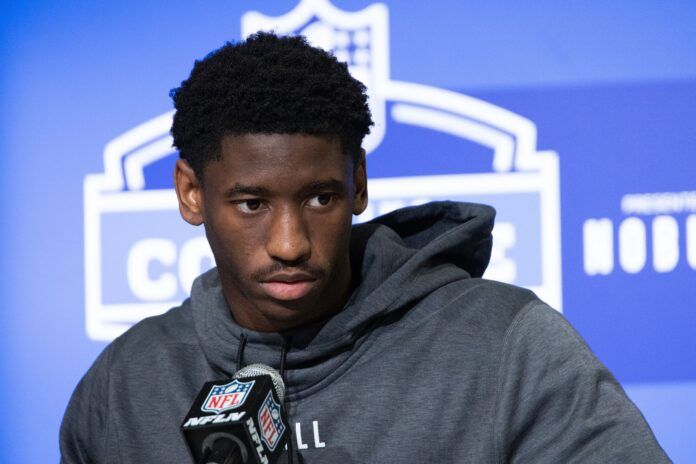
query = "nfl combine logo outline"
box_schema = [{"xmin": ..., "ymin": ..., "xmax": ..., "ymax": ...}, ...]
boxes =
[
  {"xmin": 258, "ymin": 390, "xmax": 286, "ymax": 451},
  {"xmin": 83, "ymin": 0, "xmax": 562, "ymax": 342},
  {"xmin": 201, "ymin": 379, "xmax": 256, "ymax": 414}
]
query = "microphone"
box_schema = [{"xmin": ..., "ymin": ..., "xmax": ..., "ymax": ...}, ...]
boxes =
[{"xmin": 181, "ymin": 364, "xmax": 291, "ymax": 464}]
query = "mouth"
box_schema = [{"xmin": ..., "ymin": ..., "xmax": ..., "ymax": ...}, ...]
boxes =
[{"xmin": 259, "ymin": 273, "xmax": 318, "ymax": 301}]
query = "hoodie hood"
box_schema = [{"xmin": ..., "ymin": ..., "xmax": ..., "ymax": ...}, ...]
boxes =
[{"xmin": 190, "ymin": 201, "xmax": 494, "ymax": 397}]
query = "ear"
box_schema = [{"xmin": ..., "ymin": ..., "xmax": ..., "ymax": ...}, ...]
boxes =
[
  {"xmin": 174, "ymin": 159, "xmax": 204, "ymax": 226},
  {"xmin": 352, "ymin": 149, "xmax": 368, "ymax": 215}
]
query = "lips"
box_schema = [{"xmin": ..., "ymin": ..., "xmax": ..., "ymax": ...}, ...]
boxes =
[{"xmin": 259, "ymin": 273, "xmax": 317, "ymax": 301}]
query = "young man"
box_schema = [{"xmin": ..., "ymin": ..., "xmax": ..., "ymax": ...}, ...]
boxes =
[{"xmin": 60, "ymin": 32, "xmax": 670, "ymax": 463}]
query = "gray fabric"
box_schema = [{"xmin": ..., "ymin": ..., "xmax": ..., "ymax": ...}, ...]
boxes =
[{"xmin": 60, "ymin": 201, "xmax": 670, "ymax": 463}]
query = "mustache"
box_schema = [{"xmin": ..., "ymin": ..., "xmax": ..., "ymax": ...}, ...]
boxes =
[{"xmin": 250, "ymin": 261, "xmax": 325, "ymax": 281}]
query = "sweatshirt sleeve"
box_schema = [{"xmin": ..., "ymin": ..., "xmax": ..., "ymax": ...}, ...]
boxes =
[
  {"xmin": 59, "ymin": 345, "xmax": 113, "ymax": 463},
  {"xmin": 493, "ymin": 302, "xmax": 671, "ymax": 464}
]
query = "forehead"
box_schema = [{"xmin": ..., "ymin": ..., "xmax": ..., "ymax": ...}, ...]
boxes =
[{"xmin": 207, "ymin": 133, "xmax": 349, "ymax": 186}]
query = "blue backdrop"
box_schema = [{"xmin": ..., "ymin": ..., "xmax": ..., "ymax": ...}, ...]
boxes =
[{"xmin": 2, "ymin": 1, "xmax": 695, "ymax": 461}]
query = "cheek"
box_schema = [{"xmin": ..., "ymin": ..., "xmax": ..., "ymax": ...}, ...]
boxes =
[
  {"xmin": 204, "ymin": 215, "xmax": 264, "ymax": 273},
  {"xmin": 308, "ymin": 210, "xmax": 353, "ymax": 260}
]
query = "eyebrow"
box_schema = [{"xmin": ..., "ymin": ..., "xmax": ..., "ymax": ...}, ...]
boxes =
[
  {"xmin": 301, "ymin": 179, "xmax": 346, "ymax": 194},
  {"xmin": 224, "ymin": 179, "xmax": 346, "ymax": 198},
  {"xmin": 224, "ymin": 184, "xmax": 270, "ymax": 197}
]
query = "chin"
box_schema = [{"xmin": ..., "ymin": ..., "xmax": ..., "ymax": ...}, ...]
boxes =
[{"xmin": 259, "ymin": 296, "xmax": 325, "ymax": 327}]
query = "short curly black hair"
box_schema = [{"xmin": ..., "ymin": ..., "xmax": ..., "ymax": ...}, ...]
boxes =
[{"xmin": 170, "ymin": 32, "xmax": 373, "ymax": 179}]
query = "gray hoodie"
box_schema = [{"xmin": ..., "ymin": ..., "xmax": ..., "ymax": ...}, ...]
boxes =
[{"xmin": 60, "ymin": 202, "xmax": 670, "ymax": 463}]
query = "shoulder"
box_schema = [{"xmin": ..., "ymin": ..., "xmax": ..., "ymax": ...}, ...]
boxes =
[
  {"xmin": 456, "ymin": 278, "xmax": 539, "ymax": 322},
  {"xmin": 492, "ymin": 302, "xmax": 671, "ymax": 462},
  {"xmin": 65, "ymin": 298, "xmax": 197, "ymax": 391},
  {"xmin": 60, "ymin": 300, "xmax": 199, "ymax": 460},
  {"xmin": 408, "ymin": 277, "xmax": 540, "ymax": 336},
  {"xmin": 107, "ymin": 299, "xmax": 197, "ymax": 364},
  {"xmin": 65, "ymin": 299, "xmax": 198, "ymax": 406}
]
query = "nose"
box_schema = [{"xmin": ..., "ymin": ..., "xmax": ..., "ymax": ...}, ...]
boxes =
[{"xmin": 265, "ymin": 206, "xmax": 311, "ymax": 265}]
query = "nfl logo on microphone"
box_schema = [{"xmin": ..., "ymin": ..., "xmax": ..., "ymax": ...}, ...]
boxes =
[
  {"xmin": 258, "ymin": 391, "xmax": 285, "ymax": 451},
  {"xmin": 201, "ymin": 379, "xmax": 255, "ymax": 414}
]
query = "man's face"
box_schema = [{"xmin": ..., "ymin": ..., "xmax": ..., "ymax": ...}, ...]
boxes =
[{"xmin": 174, "ymin": 133, "xmax": 367, "ymax": 331}]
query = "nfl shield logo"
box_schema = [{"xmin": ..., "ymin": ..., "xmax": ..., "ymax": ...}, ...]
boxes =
[
  {"xmin": 258, "ymin": 390, "xmax": 286, "ymax": 451},
  {"xmin": 242, "ymin": 0, "xmax": 389, "ymax": 154},
  {"xmin": 201, "ymin": 379, "xmax": 255, "ymax": 414}
]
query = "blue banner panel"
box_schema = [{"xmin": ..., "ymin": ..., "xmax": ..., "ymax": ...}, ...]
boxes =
[
  {"xmin": 471, "ymin": 81, "xmax": 696, "ymax": 383},
  {"xmin": 1, "ymin": 0, "xmax": 695, "ymax": 462}
]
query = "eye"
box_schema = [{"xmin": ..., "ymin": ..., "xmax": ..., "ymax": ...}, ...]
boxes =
[
  {"xmin": 235, "ymin": 199, "xmax": 263, "ymax": 213},
  {"xmin": 307, "ymin": 194, "xmax": 333, "ymax": 207}
]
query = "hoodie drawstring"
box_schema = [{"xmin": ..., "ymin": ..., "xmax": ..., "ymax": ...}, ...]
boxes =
[
  {"xmin": 235, "ymin": 333, "xmax": 247, "ymax": 373},
  {"xmin": 280, "ymin": 338, "xmax": 295, "ymax": 464},
  {"xmin": 235, "ymin": 334, "xmax": 297, "ymax": 464}
]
